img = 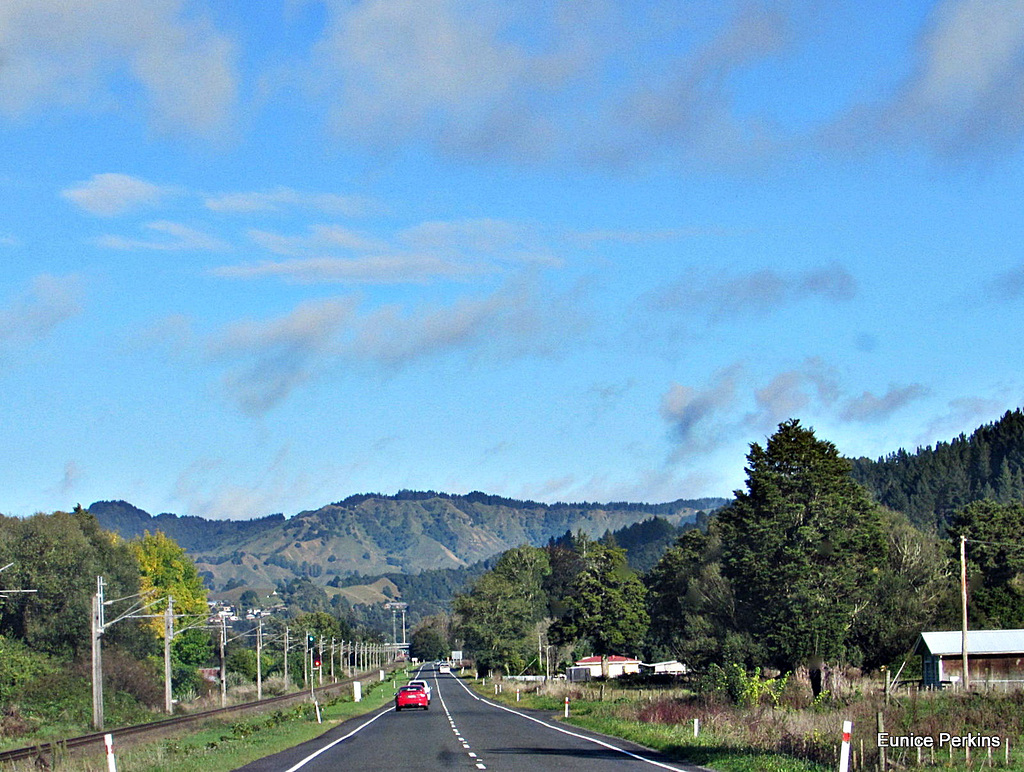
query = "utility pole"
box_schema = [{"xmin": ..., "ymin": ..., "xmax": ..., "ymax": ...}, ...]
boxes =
[
  {"xmin": 331, "ymin": 637, "xmax": 336, "ymax": 682},
  {"xmin": 318, "ymin": 638, "xmax": 324, "ymax": 686},
  {"xmin": 256, "ymin": 618, "xmax": 263, "ymax": 702},
  {"xmin": 91, "ymin": 577, "xmax": 105, "ymax": 730},
  {"xmin": 220, "ymin": 616, "xmax": 227, "ymax": 708},
  {"xmin": 283, "ymin": 627, "xmax": 289, "ymax": 688},
  {"xmin": 164, "ymin": 596, "xmax": 174, "ymax": 714},
  {"xmin": 303, "ymin": 629, "xmax": 309, "ymax": 688},
  {"xmin": 961, "ymin": 534, "xmax": 970, "ymax": 691}
]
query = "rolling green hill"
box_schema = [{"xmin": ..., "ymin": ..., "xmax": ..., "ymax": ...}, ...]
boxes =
[{"xmin": 90, "ymin": 492, "xmax": 725, "ymax": 592}]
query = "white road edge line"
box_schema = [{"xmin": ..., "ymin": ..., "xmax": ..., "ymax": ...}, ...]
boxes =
[
  {"xmin": 281, "ymin": 705, "xmax": 394, "ymax": 772},
  {"xmin": 282, "ymin": 664, "xmax": 432, "ymax": 772},
  {"xmin": 448, "ymin": 674, "xmax": 692, "ymax": 772}
]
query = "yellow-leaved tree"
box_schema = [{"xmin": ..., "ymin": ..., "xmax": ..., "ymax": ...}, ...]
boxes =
[{"xmin": 130, "ymin": 531, "xmax": 212, "ymax": 671}]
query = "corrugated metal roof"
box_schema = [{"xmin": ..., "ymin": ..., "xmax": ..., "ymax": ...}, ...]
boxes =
[
  {"xmin": 575, "ymin": 655, "xmax": 640, "ymax": 664},
  {"xmin": 917, "ymin": 630, "xmax": 1024, "ymax": 656}
]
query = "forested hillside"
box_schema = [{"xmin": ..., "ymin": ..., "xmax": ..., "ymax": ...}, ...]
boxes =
[{"xmin": 851, "ymin": 409, "xmax": 1024, "ymax": 530}]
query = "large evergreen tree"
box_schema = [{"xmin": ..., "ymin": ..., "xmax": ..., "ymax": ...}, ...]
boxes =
[
  {"xmin": 717, "ymin": 419, "xmax": 886, "ymax": 670},
  {"xmin": 453, "ymin": 545, "xmax": 550, "ymax": 673},
  {"xmin": 548, "ymin": 535, "xmax": 649, "ymax": 656}
]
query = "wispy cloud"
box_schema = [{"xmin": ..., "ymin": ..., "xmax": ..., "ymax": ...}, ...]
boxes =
[
  {"xmin": 986, "ymin": 263, "xmax": 1024, "ymax": 301},
  {"xmin": 62, "ymin": 173, "xmax": 176, "ymax": 217},
  {"xmin": 0, "ymin": 1, "xmax": 236, "ymax": 138},
  {"xmin": 246, "ymin": 225, "xmax": 389, "ymax": 257},
  {"xmin": 97, "ymin": 221, "xmax": 230, "ymax": 251},
  {"xmin": 828, "ymin": 0, "xmax": 1024, "ymax": 158},
  {"xmin": 922, "ymin": 396, "xmax": 1010, "ymax": 441},
  {"xmin": 598, "ymin": 4, "xmax": 793, "ymax": 167},
  {"xmin": 214, "ymin": 218, "xmax": 558, "ymax": 284},
  {"xmin": 204, "ymin": 187, "xmax": 382, "ymax": 217},
  {"xmin": 648, "ymin": 264, "xmax": 857, "ymax": 322},
  {"xmin": 660, "ymin": 364, "xmax": 742, "ymax": 453},
  {"xmin": 840, "ymin": 384, "xmax": 930, "ymax": 423},
  {"xmin": 206, "ymin": 277, "xmax": 590, "ymax": 414},
  {"xmin": 212, "ymin": 255, "xmax": 487, "ymax": 284},
  {"xmin": 0, "ymin": 274, "xmax": 83, "ymax": 352},
  {"xmin": 744, "ymin": 358, "xmax": 840, "ymax": 431}
]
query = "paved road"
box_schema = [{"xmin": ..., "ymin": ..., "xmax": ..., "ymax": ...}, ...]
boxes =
[{"xmin": 236, "ymin": 665, "xmax": 703, "ymax": 771}]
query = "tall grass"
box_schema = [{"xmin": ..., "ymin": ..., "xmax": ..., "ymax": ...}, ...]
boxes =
[{"xmin": 480, "ymin": 675, "xmax": 1024, "ymax": 772}]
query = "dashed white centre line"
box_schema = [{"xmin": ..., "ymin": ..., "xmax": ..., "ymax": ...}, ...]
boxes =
[{"xmin": 435, "ymin": 669, "xmax": 488, "ymax": 770}]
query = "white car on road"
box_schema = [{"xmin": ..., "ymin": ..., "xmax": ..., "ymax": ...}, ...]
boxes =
[{"xmin": 408, "ymin": 679, "xmax": 432, "ymax": 701}]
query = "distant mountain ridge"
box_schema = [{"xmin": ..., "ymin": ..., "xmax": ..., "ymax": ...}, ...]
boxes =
[{"xmin": 89, "ymin": 491, "xmax": 726, "ymax": 590}]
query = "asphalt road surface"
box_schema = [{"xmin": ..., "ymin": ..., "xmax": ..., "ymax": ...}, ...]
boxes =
[{"xmin": 236, "ymin": 665, "xmax": 704, "ymax": 772}]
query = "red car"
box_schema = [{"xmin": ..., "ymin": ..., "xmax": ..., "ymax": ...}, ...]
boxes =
[{"xmin": 395, "ymin": 685, "xmax": 429, "ymax": 711}]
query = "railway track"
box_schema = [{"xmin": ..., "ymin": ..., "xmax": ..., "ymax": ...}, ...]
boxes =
[{"xmin": 0, "ymin": 668, "xmax": 393, "ymax": 767}]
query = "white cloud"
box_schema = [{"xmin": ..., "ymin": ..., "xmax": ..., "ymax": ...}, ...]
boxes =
[
  {"xmin": 311, "ymin": 0, "xmax": 599, "ymax": 159},
  {"xmin": 62, "ymin": 173, "xmax": 174, "ymax": 217},
  {"xmin": 660, "ymin": 365, "xmax": 742, "ymax": 452},
  {"xmin": 0, "ymin": 0, "xmax": 237, "ymax": 137},
  {"xmin": 206, "ymin": 277, "xmax": 589, "ymax": 413},
  {"xmin": 602, "ymin": 4, "xmax": 792, "ymax": 166},
  {"xmin": 212, "ymin": 218, "xmax": 558, "ymax": 284},
  {"xmin": 204, "ymin": 187, "xmax": 381, "ymax": 217},
  {"xmin": 97, "ymin": 221, "xmax": 230, "ymax": 251},
  {"xmin": 212, "ymin": 255, "xmax": 487, "ymax": 284},
  {"xmin": 922, "ymin": 397, "xmax": 1010, "ymax": 441},
  {"xmin": 829, "ymin": 0, "xmax": 1024, "ymax": 157},
  {"xmin": 247, "ymin": 225, "xmax": 388, "ymax": 257},
  {"xmin": 839, "ymin": 384, "xmax": 930, "ymax": 423},
  {"xmin": 0, "ymin": 274, "xmax": 83, "ymax": 352},
  {"xmin": 648, "ymin": 264, "xmax": 857, "ymax": 322},
  {"xmin": 744, "ymin": 358, "xmax": 840, "ymax": 431}
]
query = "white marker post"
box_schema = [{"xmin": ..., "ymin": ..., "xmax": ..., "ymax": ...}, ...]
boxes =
[
  {"xmin": 353, "ymin": 680, "xmax": 362, "ymax": 703},
  {"xmin": 564, "ymin": 696, "xmax": 570, "ymax": 718},
  {"xmin": 694, "ymin": 718, "xmax": 700, "ymax": 738},
  {"xmin": 104, "ymin": 733, "xmax": 117, "ymax": 772},
  {"xmin": 839, "ymin": 720, "xmax": 852, "ymax": 772}
]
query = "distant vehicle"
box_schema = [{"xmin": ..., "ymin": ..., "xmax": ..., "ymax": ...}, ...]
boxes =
[
  {"xmin": 395, "ymin": 685, "xmax": 429, "ymax": 711},
  {"xmin": 439, "ymin": 664, "xmax": 451, "ymax": 674},
  {"xmin": 408, "ymin": 679, "xmax": 432, "ymax": 701}
]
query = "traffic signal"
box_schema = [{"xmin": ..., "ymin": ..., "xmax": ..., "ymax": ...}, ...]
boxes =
[
  {"xmin": 313, "ymin": 652, "xmax": 322, "ymax": 668},
  {"xmin": 307, "ymin": 633, "xmax": 315, "ymax": 649}
]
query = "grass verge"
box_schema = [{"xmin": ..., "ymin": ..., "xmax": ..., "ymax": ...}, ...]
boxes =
[{"xmin": 464, "ymin": 679, "xmax": 825, "ymax": 772}]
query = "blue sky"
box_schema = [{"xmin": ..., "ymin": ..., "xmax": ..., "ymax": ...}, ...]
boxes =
[{"xmin": 3, "ymin": 0, "xmax": 1024, "ymax": 519}]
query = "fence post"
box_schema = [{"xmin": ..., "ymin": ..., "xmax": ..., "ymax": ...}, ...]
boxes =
[
  {"xmin": 877, "ymin": 713, "xmax": 886, "ymax": 772},
  {"xmin": 104, "ymin": 733, "xmax": 117, "ymax": 772},
  {"xmin": 839, "ymin": 721, "xmax": 852, "ymax": 772}
]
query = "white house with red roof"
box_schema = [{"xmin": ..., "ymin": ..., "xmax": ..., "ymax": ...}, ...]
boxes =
[{"xmin": 573, "ymin": 655, "xmax": 642, "ymax": 679}]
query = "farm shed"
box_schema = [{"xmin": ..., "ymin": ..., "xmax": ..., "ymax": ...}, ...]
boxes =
[{"xmin": 915, "ymin": 629, "xmax": 1024, "ymax": 689}]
